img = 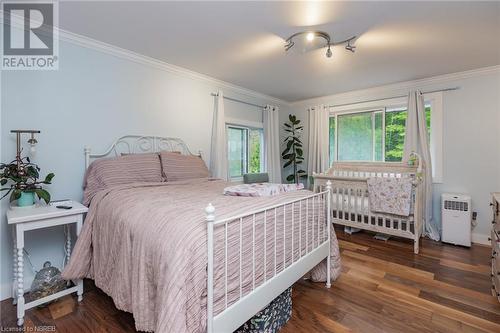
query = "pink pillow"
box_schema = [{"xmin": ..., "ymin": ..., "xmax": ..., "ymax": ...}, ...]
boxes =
[
  {"xmin": 159, "ymin": 151, "xmax": 209, "ymax": 181},
  {"xmin": 83, "ymin": 153, "xmax": 162, "ymax": 205}
]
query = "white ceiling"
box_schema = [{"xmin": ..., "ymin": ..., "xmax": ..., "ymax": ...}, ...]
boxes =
[{"xmin": 59, "ymin": 1, "xmax": 500, "ymax": 102}]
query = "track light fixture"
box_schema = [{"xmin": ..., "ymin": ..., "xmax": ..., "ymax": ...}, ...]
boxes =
[{"xmin": 284, "ymin": 31, "xmax": 356, "ymax": 58}]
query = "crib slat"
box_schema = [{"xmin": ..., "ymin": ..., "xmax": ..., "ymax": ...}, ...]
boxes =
[
  {"xmin": 317, "ymin": 195, "xmax": 320, "ymax": 246},
  {"xmin": 340, "ymin": 188, "xmax": 344, "ymax": 220},
  {"xmin": 348, "ymin": 188, "xmax": 353, "ymax": 222},
  {"xmin": 264, "ymin": 210, "xmax": 267, "ymax": 282},
  {"xmin": 283, "ymin": 205, "xmax": 286, "ymax": 270},
  {"xmin": 291, "ymin": 202, "xmax": 294, "ymax": 262},
  {"xmin": 224, "ymin": 222, "xmax": 228, "ymax": 309},
  {"xmin": 367, "ymin": 189, "xmax": 372, "ymax": 225},
  {"xmin": 239, "ymin": 217, "xmax": 243, "ymax": 299},
  {"xmin": 299, "ymin": 200, "xmax": 302, "ymax": 258},
  {"xmin": 336, "ymin": 187, "xmax": 340, "ymax": 220},
  {"xmin": 306, "ymin": 198, "xmax": 309, "ymax": 253},
  {"xmin": 274, "ymin": 208, "xmax": 277, "ymax": 277},
  {"xmin": 252, "ymin": 214, "xmax": 255, "ymax": 290}
]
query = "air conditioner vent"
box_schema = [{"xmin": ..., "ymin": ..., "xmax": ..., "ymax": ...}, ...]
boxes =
[{"xmin": 444, "ymin": 200, "xmax": 468, "ymax": 212}]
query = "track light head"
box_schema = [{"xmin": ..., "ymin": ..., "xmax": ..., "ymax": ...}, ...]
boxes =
[
  {"xmin": 345, "ymin": 43, "xmax": 356, "ymax": 53},
  {"xmin": 326, "ymin": 46, "xmax": 332, "ymax": 58}
]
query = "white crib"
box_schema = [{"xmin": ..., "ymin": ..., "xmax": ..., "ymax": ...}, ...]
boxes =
[{"xmin": 313, "ymin": 162, "xmax": 424, "ymax": 254}]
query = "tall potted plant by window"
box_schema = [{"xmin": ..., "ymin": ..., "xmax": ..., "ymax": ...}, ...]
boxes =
[{"xmin": 282, "ymin": 114, "xmax": 307, "ymax": 184}]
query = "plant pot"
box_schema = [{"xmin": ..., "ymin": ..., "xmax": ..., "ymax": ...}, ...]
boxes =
[{"xmin": 17, "ymin": 192, "xmax": 35, "ymax": 207}]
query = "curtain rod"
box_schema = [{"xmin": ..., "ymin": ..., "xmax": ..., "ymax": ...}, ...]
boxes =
[
  {"xmin": 210, "ymin": 92, "xmax": 264, "ymax": 109},
  {"xmin": 325, "ymin": 86, "xmax": 460, "ymax": 109}
]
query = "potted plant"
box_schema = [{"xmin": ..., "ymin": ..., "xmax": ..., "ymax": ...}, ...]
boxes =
[
  {"xmin": 282, "ymin": 114, "xmax": 307, "ymax": 184},
  {"xmin": 1, "ymin": 156, "xmax": 54, "ymax": 207}
]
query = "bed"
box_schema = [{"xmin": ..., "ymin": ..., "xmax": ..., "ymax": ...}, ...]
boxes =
[
  {"xmin": 63, "ymin": 135, "xmax": 342, "ymax": 333},
  {"xmin": 313, "ymin": 161, "xmax": 424, "ymax": 254}
]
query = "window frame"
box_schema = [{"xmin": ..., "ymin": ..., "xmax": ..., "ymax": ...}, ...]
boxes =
[
  {"xmin": 329, "ymin": 92, "xmax": 443, "ymax": 183},
  {"xmin": 225, "ymin": 119, "xmax": 264, "ymax": 181}
]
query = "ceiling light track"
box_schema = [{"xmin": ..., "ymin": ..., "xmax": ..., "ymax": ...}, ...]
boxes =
[{"xmin": 285, "ymin": 31, "xmax": 356, "ymax": 58}]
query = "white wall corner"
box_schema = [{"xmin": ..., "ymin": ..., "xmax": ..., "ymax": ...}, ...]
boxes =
[{"xmin": 471, "ymin": 232, "xmax": 491, "ymax": 246}]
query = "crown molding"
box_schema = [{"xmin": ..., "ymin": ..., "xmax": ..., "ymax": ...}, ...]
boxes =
[
  {"xmin": 291, "ymin": 65, "xmax": 500, "ymax": 106},
  {"xmin": 56, "ymin": 29, "xmax": 289, "ymax": 106}
]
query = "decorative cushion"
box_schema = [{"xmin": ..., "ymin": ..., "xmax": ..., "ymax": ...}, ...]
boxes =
[
  {"xmin": 235, "ymin": 287, "xmax": 292, "ymax": 333},
  {"xmin": 243, "ymin": 173, "xmax": 269, "ymax": 184},
  {"xmin": 159, "ymin": 151, "xmax": 209, "ymax": 181},
  {"xmin": 83, "ymin": 153, "xmax": 162, "ymax": 205}
]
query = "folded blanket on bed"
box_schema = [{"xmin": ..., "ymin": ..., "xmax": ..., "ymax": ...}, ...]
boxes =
[
  {"xmin": 367, "ymin": 177, "xmax": 413, "ymax": 216},
  {"xmin": 223, "ymin": 183, "xmax": 304, "ymax": 197}
]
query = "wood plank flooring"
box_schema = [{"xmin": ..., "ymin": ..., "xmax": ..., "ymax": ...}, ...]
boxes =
[{"xmin": 1, "ymin": 227, "xmax": 498, "ymax": 332}]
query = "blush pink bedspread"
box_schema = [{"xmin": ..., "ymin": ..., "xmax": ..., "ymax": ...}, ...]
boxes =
[{"xmin": 62, "ymin": 179, "xmax": 341, "ymax": 333}]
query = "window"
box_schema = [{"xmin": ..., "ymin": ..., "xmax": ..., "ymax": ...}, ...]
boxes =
[
  {"xmin": 328, "ymin": 92, "xmax": 443, "ymax": 182},
  {"xmin": 329, "ymin": 105, "xmax": 430, "ymax": 163},
  {"xmin": 227, "ymin": 125, "xmax": 264, "ymax": 179}
]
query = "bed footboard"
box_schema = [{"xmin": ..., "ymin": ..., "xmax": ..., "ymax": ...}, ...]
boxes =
[{"xmin": 206, "ymin": 182, "xmax": 332, "ymax": 333}]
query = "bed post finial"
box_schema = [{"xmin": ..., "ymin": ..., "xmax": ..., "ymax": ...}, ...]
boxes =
[
  {"xmin": 205, "ymin": 203, "xmax": 215, "ymax": 222},
  {"xmin": 325, "ymin": 180, "xmax": 332, "ymax": 288},
  {"xmin": 84, "ymin": 146, "xmax": 91, "ymax": 170}
]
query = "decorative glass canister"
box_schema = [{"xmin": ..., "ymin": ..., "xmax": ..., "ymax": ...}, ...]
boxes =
[{"xmin": 30, "ymin": 261, "xmax": 66, "ymax": 301}]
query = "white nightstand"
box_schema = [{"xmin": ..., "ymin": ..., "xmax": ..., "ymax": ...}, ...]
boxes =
[{"xmin": 6, "ymin": 201, "xmax": 88, "ymax": 326}]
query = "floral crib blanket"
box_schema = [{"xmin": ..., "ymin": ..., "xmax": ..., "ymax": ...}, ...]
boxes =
[
  {"xmin": 366, "ymin": 177, "xmax": 413, "ymax": 216},
  {"xmin": 223, "ymin": 183, "xmax": 305, "ymax": 197}
]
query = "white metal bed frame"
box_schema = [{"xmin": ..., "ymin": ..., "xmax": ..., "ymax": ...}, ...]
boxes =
[
  {"xmin": 84, "ymin": 135, "xmax": 332, "ymax": 333},
  {"xmin": 314, "ymin": 161, "xmax": 424, "ymax": 254}
]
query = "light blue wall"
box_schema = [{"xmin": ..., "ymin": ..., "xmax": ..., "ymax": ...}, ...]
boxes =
[{"xmin": 0, "ymin": 40, "xmax": 285, "ymax": 300}]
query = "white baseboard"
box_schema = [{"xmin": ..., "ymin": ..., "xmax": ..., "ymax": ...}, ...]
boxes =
[{"xmin": 472, "ymin": 233, "xmax": 491, "ymax": 246}]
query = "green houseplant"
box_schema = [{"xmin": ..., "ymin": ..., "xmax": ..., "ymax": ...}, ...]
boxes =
[
  {"xmin": 282, "ymin": 114, "xmax": 307, "ymax": 184},
  {"xmin": 1, "ymin": 156, "xmax": 54, "ymax": 206}
]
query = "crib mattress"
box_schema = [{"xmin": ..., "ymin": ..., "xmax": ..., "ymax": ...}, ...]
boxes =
[
  {"xmin": 331, "ymin": 195, "xmax": 414, "ymax": 221},
  {"xmin": 332, "ymin": 195, "xmax": 370, "ymax": 214}
]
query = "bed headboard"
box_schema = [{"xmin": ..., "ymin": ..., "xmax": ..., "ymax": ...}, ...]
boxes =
[{"xmin": 84, "ymin": 135, "xmax": 200, "ymax": 169}]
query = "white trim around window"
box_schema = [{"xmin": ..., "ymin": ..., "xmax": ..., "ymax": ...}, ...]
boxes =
[
  {"xmin": 225, "ymin": 119, "xmax": 265, "ymax": 182},
  {"xmin": 328, "ymin": 91, "xmax": 443, "ymax": 183},
  {"xmin": 225, "ymin": 117, "xmax": 263, "ymax": 130}
]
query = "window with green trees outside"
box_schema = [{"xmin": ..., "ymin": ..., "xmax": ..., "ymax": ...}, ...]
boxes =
[
  {"xmin": 227, "ymin": 125, "xmax": 264, "ymax": 179},
  {"xmin": 329, "ymin": 105, "xmax": 431, "ymax": 164}
]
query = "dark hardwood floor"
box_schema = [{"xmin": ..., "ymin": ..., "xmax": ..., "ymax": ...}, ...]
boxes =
[{"xmin": 1, "ymin": 227, "xmax": 499, "ymax": 332}]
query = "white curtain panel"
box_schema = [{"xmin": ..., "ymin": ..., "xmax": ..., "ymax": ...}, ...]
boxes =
[
  {"xmin": 209, "ymin": 90, "xmax": 228, "ymax": 180},
  {"xmin": 403, "ymin": 91, "xmax": 439, "ymax": 241},
  {"xmin": 307, "ymin": 105, "xmax": 330, "ymax": 187},
  {"xmin": 263, "ymin": 105, "xmax": 282, "ymax": 183}
]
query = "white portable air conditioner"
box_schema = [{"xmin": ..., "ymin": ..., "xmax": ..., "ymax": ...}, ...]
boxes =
[{"xmin": 441, "ymin": 193, "xmax": 472, "ymax": 247}]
